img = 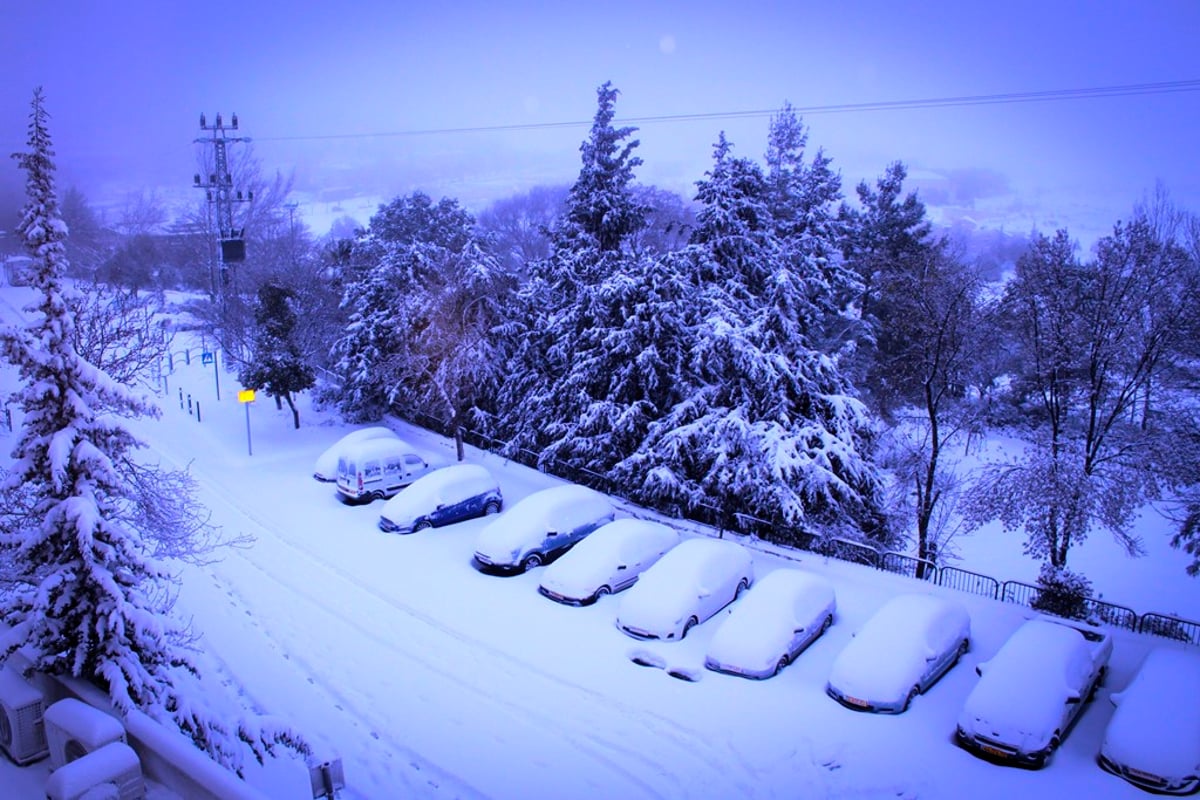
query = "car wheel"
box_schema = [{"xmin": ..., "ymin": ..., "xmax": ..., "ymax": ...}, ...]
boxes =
[
  {"xmin": 522, "ymin": 553, "xmax": 542, "ymax": 572},
  {"xmin": 903, "ymin": 685, "xmax": 919, "ymax": 711},
  {"xmin": 735, "ymin": 578, "xmax": 749, "ymax": 599},
  {"xmin": 822, "ymin": 614, "xmax": 833, "ymax": 632},
  {"xmin": 483, "ymin": 501, "xmax": 501, "ymax": 515},
  {"xmin": 372, "ymin": 491, "xmax": 385, "ymax": 502},
  {"xmin": 774, "ymin": 655, "xmax": 789, "ymax": 676},
  {"xmin": 414, "ymin": 519, "xmax": 432, "ymax": 532},
  {"xmin": 682, "ymin": 616, "xmax": 699, "ymax": 639},
  {"xmin": 955, "ymin": 637, "xmax": 969, "ymax": 663},
  {"xmin": 595, "ymin": 585, "xmax": 611, "ymax": 600}
]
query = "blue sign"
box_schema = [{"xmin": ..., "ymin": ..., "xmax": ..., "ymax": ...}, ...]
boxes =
[{"xmin": 201, "ymin": 351, "xmax": 214, "ymax": 365}]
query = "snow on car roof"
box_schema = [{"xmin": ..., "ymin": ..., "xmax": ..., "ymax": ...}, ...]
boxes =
[
  {"xmin": 477, "ymin": 484, "xmax": 609, "ymax": 552},
  {"xmin": 314, "ymin": 426, "xmax": 396, "ymax": 477},
  {"xmin": 381, "ymin": 463, "xmax": 495, "ymax": 521},
  {"xmin": 707, "ymin": 569, "xmax": 835, "ymax": 669},
  {"xmin": 735, "ymin": 568, "xmax": 834, "ymax": 616},
  {"xmin": 540, "ymin": 519, "xmax": 676, "ymax": 586},
  {"xmin": 1103, "ymin": 647, "xmax": 1200, "ymax": 778},
  {"xmin": 960, "ymin": 619, "xmax": 1091, "ymax": 734},
  {"xmin": 636, "ymin": 537, "xmax": 749, "ymax": 592},
  {"xmin": 829, "ymin": 593, "xmax": 966, "ymax": 698}
]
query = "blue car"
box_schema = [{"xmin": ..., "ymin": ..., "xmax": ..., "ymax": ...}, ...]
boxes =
[{"xmin": 378, "ymin": 464, "xmax": 502, "ymax": 533}]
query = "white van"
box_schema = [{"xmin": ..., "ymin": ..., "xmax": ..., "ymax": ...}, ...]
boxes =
[{"xmin": 335, "ymin": 438, "xmax": 431, "ymax": 503}]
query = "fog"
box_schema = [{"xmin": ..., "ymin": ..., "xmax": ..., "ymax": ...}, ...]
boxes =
[{"xmin": 3, "ymin": 0, "xmax": 1198, "ymax": 242}]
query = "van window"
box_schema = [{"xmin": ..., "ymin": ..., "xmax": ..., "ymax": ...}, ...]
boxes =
[
  {"xmin": 404, "ymin": 454, "xmax": 424, "ymax": 468},
  {"xmin": 363, "ymin": 460, "xmax": 382, "ymax": 480}
]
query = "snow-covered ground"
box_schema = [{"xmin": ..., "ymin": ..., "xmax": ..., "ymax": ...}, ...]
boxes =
[{"xmin": 3, "ymin": 285, "xmax": 1197, "ymax": 799}]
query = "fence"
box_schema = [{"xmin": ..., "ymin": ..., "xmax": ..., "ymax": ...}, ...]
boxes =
[{"xmin": 397, "ymin": 408, "xmax": 1200, "ymax": 647}]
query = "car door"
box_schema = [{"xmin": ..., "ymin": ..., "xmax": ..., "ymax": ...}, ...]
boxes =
[
  {"xmin": 696, "ymin": 557, "xmax": 726, "ymax": 621},
  {"xmin": 427, "ymin": 488, "xmax": 455, "ymax": 527},
  {"xmin": 612, "ymin": 538, "xmax": 641, "ymax": 592},
  {"xmin": 401, "ymin": 454, "xmax": 426, "ymax": 487},
  {"xmin": 920, "ymin": 617, "xmax": 956, "ymax": 689},
  {"xmin": 788, "ymin": 596, "xmax": 813, "ymax": 659}
]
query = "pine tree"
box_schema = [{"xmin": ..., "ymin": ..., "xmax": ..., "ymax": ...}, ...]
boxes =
[
  {"xmin": 627, "ymin": 131, "xmax": 885, "ymax": 541},
  {"xmin": 0, "ymin": 88, "xmax": 306, "ymax": 773},
  {"xmin": 498, "ymin": 82, "xmax": 650, "ymax": 465},
  {"xmin": 557, "ymin": 81, "xmax": 647, "ymax": 256},
  {"xmin": 239, "ymin": 283, "xmax": 315, "ymax": 428},
  {"xmin": 330, "ymin": 192, "xmax": 474, "ymax": 421}
]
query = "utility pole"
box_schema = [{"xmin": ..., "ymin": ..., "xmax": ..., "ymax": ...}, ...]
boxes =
[{"xmin": 193, "ymin": 112, "xmax": 253, "ymax": 296}]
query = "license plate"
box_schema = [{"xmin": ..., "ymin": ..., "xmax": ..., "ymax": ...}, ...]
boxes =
[
  {"xmin": 844, "ymin": 695, "xmax": 869, "ymax": 708},
  {"xmin": 980, "ymin": 744, "xmax": 1009, "ymax": 758}
]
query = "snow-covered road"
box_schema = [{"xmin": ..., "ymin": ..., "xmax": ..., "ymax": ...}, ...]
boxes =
[{"xmin": 0, "ymin": 285, "xmax": 1180, "ymax": 799}]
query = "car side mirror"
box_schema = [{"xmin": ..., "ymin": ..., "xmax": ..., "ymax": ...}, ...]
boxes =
[
  {"xmin": 975, "ymin": 665, "xmax": 984, "ymax": 677},
  {"xmin": 617, "ymin": 564, "xmax": 627, "ymax": 570},
  {"xmin": 1066, "ymin": 694, "xmax": 1081, "ymax": 705}
]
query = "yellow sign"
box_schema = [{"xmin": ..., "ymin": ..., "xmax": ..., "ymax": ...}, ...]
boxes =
[{"xmin": 237, "ymin": 389, "xmax": 256, "ymax": 404}]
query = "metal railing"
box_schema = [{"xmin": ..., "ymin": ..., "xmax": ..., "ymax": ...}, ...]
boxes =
[{"xmin": 398, "ymin": 409, "xmax": 1200, "ymax": 646}]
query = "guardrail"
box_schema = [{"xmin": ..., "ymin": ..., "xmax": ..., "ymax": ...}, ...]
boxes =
[{"xmin": 403, "ymin": 408, "xmax": 1200, "ymax": 646}]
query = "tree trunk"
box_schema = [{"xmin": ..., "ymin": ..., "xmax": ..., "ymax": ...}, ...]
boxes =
[{"xmin": 284, "ymin": 393, "xmax": 300, "ymax": 429}]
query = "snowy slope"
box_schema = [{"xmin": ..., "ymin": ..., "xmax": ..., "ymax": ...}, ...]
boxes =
[{"xmin": 2, "ymin": 287, "xmax": 1193, "ymax": 799}]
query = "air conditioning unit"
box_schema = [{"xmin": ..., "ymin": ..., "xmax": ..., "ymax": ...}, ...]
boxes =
[
  {"xmin": 44, "ymin": 698, "xmax": 126, "ymax": 771},
  {"xmin": 0, "ymin": 664, "xmax": 49, "ymax": 764},
  {"xmin": 44, "ymin": 740, "xmax": 145, "ymax": 800}
]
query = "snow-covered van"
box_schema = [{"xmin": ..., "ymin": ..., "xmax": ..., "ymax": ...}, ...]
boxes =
[{"xmin": 335, "ymin": 438, "xmax": 431, "ymax": 504}]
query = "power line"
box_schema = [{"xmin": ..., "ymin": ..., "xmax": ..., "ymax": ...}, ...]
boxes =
[{"xmin": 256, "ymin": 78, "xmax": 1200, "ymax": 143}]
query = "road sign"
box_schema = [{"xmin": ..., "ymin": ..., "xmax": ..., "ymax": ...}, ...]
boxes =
[{"xmin": 237, "ymin": 389, "xmax": 256, "ymax": 404}]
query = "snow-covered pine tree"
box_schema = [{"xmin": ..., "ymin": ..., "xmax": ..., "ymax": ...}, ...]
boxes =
[
  {"xmin": 239, "ymin": 283, "xmax": 315, "ymax": 428},
  {"xmin": 408, "ymin": 235, "xmax": 516, "ymax": 459},
  {"xmin": 765, "ymin": 104, "xmax": 862, "ymax": 358},
  {"xmin": 497, "ymin": 81, "xmax": 651, "ymax": 468},
  {"xmin": 0, "ymin": 88, "xmax": 307, "ymax": 773},
  {"xmin": 627, "ymin": 131, "xmax": 885, "ymax": 541},
  {"xmin": 330, "ymin": 192, "xmax": 474, "ymax": 421},
  {"xmin": 540, "ymin": 249, "xmax": 694, "ymax": 480}
]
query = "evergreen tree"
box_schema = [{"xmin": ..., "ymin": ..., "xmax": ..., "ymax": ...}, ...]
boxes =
[
  {"xmin": 239, "ymin": 283, "xmax": 315, "ymax": 428},
  {"xmin": 0, "ymin": 88, "xmax": 306, "ymax": 773},
  {"xmin": 408, "ymin": 236, "xmax": 515, "ymax": 459},
  {"xmin": 764, "ymin": 104, "xmax": 861, "ymax": 356},
  {"xmin": 557, "ymin": 81, "xmax": 647, "ymax": 255},
  {"xmin": 628, "ymin": 132, "xmax": 885, "ymax": 541},
  {"xmin": 330, "ymin": 192, "xmax": 474, "ymax": 421},
  {"xmin": 498, "ymin": 82, "xmax": 650, "ymax": 464}
]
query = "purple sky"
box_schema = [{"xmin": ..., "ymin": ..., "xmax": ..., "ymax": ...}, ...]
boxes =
[{"xmin": 3, "ymin": 0, "xmax": 1198, "ymax": 244}]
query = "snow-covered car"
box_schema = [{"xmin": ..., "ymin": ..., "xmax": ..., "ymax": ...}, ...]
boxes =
[
  {"xmin": 335, "ymin": 438, "xmax": 431, "ymax": 503},
  {"xmin": 473, "ymin": 484, "xmax": 614, "ymax": 574},
  {"xmin": 704, "ymin": 568, "xmax": 836, "ymax": 679},
  {"xmin": 378, "ymin": 464, "xmax": 502, "ymax": 534},
  {"xmin": 1098, "ymin": 646, "xmax": 1200, "ymax": 794},
  {"xmin": 313, "ymin": 426, "xmax": 397, "ymax": 481},
  {"xmin": 956, "ymin": 617, "xmax": 1112, "ymax": 768},
  {"xmin": 537, "ymin": 519, "xmax": 679, "ymax": 606},
  {"xmin": 615, "ymin": 537, "xmax": 753, "ymax": 641},
  {"xmin": 826, "ymin": 593, "xmax": 970, "ymax": 714}
]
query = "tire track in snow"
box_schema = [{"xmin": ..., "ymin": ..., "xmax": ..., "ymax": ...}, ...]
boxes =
[
  {"xmin": 213, "ymin": 496, "xmax": 749, "ymax": 800},
  {"xmin": 150, "ymin": 437, "xmax": 762, "ymax": 799}
]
